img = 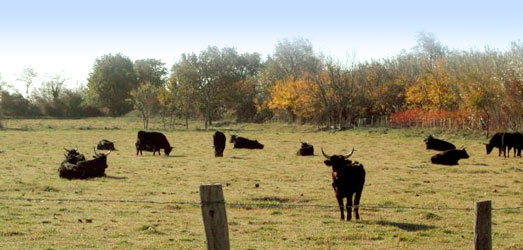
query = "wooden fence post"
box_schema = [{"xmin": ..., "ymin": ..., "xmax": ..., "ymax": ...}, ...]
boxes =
[
  {"xmin": 474, "ymin": 200, "xmax": 492, "ymax": 250},
  {"xmin": 200, "ymin": 184, "xmax": 230, "ymax": 250}
]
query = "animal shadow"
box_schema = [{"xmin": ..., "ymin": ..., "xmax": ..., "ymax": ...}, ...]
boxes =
[
  {"xmin": 104, "ymin": 175, "xmax": 128, "ymax": 180},
  {"xmin": 167, "ymin": 154, "xmax": 186, "ymax": 158},
  {"xmin": 371, "ymin": 220, "xmax": 436, "ymax": 231}
]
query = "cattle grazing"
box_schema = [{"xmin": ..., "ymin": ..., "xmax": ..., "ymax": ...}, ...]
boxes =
[
  {"xmin": 136, "ymin": 131, "xmax": 173, "ymax": 156},
  {"xmin": 97, "ymin": 139, "xmax": 116, "ymax": 150},
  {"xmin": 322, "ymin": 147, "xmax": 366, "ymax": 221},
  {"xmin": 59, "ymin": 148, "xmax": 111, "ymax": 179},
  {"xmin": 424, "ymin": 135, "xmax": 456, "ymax": 151},
  {"xmin": 213, "ymin": 131, "xmax": 226, "ymax": 157},
  {"xmin": 485, "ymin": 132, "xmax": 523, "ymax": 158},
  {"xmin": 486, "ymin": 132, "xmax": 506, "ymax": 157},
  {"xmin": 297, "ymin": 140, "xmax": 314, "ymax": 156},
  {"xmin": 230, "ymin": 135, "xmax": 264, "ymax": 149},
  {"xmin": 430, "ymin": 147, "xmax": 469, "ymax": 165}
]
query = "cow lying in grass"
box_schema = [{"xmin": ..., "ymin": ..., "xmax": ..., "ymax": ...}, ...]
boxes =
[
  {"xmin": 424, "ymin": 135, "xmax": 456, "ymax": 151},
  {"xmin": 59, "ymin": 148, "xmax": 111, "ymax": 179},
  {"xmin": 97, "ymin": 139, "xmax": 116, "ymax": 150},
  {"xmin": 230, "ymin": 135, "xmax": 264, "ymax": 149},
  {"xmin": 430, "ymin": 147, "xmax": 469, "ymax": 165},
  {"xmin": 322, "ymin": 147, "xmax": 366, "ymax": 221},
  {"xmin": 297, "ymin": 141, "xmax": 314, "ymax": 156}
]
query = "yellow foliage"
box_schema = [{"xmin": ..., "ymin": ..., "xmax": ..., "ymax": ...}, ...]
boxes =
[
  {"xmin": 269, "ymin": 77, "xmax": 320, "ymax": 119},
  {"xmin": 406, "ymin": 59, "xmax": 459, "ymax": 110}
]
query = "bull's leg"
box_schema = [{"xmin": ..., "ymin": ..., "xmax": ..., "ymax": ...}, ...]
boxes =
[
  {"xmin": 498, "ymin": 147, "xmax": 502, "ymax": 156},
  {"xmin": 354, "ymin": 192, "xmax": 362, "ymax": 220},
  {"xmin": 345, "ymin": 196, "xmax": 353, "ymax": 221},
  {"xmin": 336, "ymin": 196, "xmax": 345, "ymax": 220}
]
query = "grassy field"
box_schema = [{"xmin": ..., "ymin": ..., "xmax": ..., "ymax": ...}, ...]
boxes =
[{"xmin": 0, "ymin": 118, "xmax": 522, "ymax": 250}]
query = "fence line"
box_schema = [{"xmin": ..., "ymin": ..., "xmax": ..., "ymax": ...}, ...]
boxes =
[{"xmin": 1, "ymin": 196, "xmax": 522, "ymax": 211}]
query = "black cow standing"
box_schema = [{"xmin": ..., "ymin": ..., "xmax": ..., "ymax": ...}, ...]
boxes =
[
  {"xmin": 230, "ymin": 135, "xmax": 264, "ymax": 149},
  {"xmin": 430, "ymin": 147, "xmax": 470, "ymax": 165},
  {"xmin": 213, "ymin": 131, "xmax": 226, "ymax": 157},
  {"xmin": 500, "ymin": 132, "xmax": 523, "ymax": 158},
  {"xmin": 136, "ymin": 131, "xmax": 173, "ymax": 156},
  {"xmin": 297, "ymin": 141, "xmax": 314, "ymax": 156},
  {"xmin": 322, "ymin": 147, "xmax": 366, "ymax": 221},
  {"xmin": 97, "ymin": 139, "xmax": 116, "ymax": 150},
  {"xmin": 424, "ymin": 135, "xmax": 456, "ymax": 151},
  {"xmin": 485, "ymin": 132, "xmax": 523, "ymax": 158}
]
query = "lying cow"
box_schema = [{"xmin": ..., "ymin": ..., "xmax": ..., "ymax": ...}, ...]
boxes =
[
  {"xmin": 322, "ymin": 147, "xmax": 365, "ymax": 221},
  {"xmin": 424, "ymin": 135, "xmax": 456, "ymax": 151},
  {"xmin": 297, "ymin": 141, "xmax": 314, "ymax": 156},
  {"xmin": 230, "ymin": 135, "xmax": 264, "ymax": 149},
  {"xmin": 136, "ymin": 131, "xmax": 173, "ymax": 156},
  {"xmin": 97, "ymin": 139, "xmax": 116, "ymax": 150},
  {"xmin": 59, "ymin": 148, "xmax": 111, "ymax": 179},
  {"xmin": 213, "ymin": 131, "xmax": 226, "ymax": 157},
  {"xmin": 63, "ymin": 147, "xmax": 86, "ymax": 164},
  {"xmin": 430, "ymin": 147, "xmax": 469, "ymax": 165}
]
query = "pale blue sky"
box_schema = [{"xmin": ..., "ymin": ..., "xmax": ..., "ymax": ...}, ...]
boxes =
[{"xmin": 1, "ymin": 0, "xmax": 521, "ymax": 93}]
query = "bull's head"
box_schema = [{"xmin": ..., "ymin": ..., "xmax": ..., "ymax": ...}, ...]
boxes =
[
  {"xmin": 165, "ymin": 146, "xmax": 174, "ymax": 156},
  {"xmin": 322, "ymin": 147, "xmax": 355, "ymax": 167},
  {"xmin": 230, "ymin": 135, "xmax": 237, "ymax": 143}
]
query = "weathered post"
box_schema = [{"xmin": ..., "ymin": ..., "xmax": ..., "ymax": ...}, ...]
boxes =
[
  {"xmin": 474, "ymin": 200, "xmax": 492, "ymax": 250},
  {"xmin": 200, "ymin": 184, "xmax": 230, "ymax": 250}
]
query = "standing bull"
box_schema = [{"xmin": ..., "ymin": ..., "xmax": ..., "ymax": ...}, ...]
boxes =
[
  {"xmin": 430, "ymin": 147, "xmax": 469, "ymax": 165},
  {"xmin": 424, "ymin": 135, "xmax": 456, "ymax": 151},
  {"xmin": 297, "ymin": 140, "xmax": 314, "ymax": 156},
  {"xmin": 136, "ymin": 131, "xmax": 173, "ymax": 156},
  {"xmin": 97, "ymin": 139, "xmax": 116, "ymax": 150},
  {"xmin": 213, "ymin": 131, "xmax": 226, "ymax": 157},
  {"xmin": 230, "ymin": 135, "xmax": 264, "ymax": 149},
  {"xmin": 322, "ymin": 147, "xmax": 366, "ymax": 221}
]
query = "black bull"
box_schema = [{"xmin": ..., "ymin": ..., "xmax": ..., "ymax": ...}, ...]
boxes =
[
  {"xmin": 424, "ymin": 135, "xmax": 456, "ymax": 151},
  {"xmin": 59, "ymin": 148, "xmax": 111, "ymax": 179},
  {"xmin": 297, "ymin": 142, "xmax": 314, "ymax": 156},
  {"xmin": 230, "ymin": 135, "xmax": 264, "ymax": 149},
  {"xmin": 136, "ymin": 131, "xmax": 173, "ymax": 156},
  {"xmin": 213, "ymin": 131, "xmax": 226, "ymax": 157}
]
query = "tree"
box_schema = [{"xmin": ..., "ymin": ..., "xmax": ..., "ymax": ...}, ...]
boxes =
[
  {"xmin": 17, "ymin": 67, "xmax": 37, "ymax": 97},
  {"xmin": 134, "ymin": 59, "xmax": 168, "ymax": 87},
  {"xmin": 130, "ymin": 82, "xmax": 159, "ymax": 129},
  {"xmin": 414, "ymin": 32, "xmax": 447, "ymax": 69},
  {"xmin": 86, "ymin": 53, "xmax": 138, "ymax": 116}
]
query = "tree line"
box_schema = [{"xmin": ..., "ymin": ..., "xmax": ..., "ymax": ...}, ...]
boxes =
[{"xmin": 1, "ymin": 33, "xmax": 521, "ymax": 131}]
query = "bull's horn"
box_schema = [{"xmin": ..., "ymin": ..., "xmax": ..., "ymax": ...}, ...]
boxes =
[
  {"xmin": 105, "ymin": 150, "xmax": 112, "ymax": 156},
  {"xmin": 321, "ymin": 148, "xmax": 331, "ymax": 159},
  {"xmin": 344, "ymin": 147, "xmax": 355, "ymax": 158},
  {"xmin": 64, "ymin": 147, "xmax": 71, "ymax": 152},
  {"xmin": 93, "ymin": 147, "xmax": 100, "ymax": 157}
]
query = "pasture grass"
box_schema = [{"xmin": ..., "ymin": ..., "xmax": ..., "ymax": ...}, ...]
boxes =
[{"xmin": 0, "ymin": 117, "xmax": 522, "ymax": 249}]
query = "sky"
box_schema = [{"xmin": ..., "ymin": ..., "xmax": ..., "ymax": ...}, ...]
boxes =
[{"xmin": 1, "ymin": 0, "xmax": 522, "ymax": 94}]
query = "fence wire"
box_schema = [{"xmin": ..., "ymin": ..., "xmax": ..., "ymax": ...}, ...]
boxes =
[{"xmin": 1, "ymin": 196, "xmax": 522, "ymax": 211}]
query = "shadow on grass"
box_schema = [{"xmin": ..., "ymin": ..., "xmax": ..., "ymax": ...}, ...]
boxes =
[
  {"xmin": 471, "ymin": 163, "xmax": 488, "ymax": 166},
  {"xmin": 104, "ymin": 175, "xmax": 128, "ymax": 180},
  {"xmin": 167, "ymin": 154, "xmax": 186, "ymax": 158},
  {"xmin": 364, "ymin": 220, "xmax": 436, "ymax": 232},
  {"xmin": 230, "ymin": 156, "xmax": 249, "ymax": 160}
]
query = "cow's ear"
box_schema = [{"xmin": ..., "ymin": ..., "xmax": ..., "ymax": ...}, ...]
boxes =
[{"xmin": 324, "ymin": 160, "xmax": 332, "ymax": 166}]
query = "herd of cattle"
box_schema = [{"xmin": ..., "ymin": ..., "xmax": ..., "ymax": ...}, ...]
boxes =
[{"xmin": 57, "ymin": 130, "xmax": 522, "ymax": 220}]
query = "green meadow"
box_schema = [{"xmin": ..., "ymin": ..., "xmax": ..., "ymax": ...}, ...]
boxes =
[{"xmin": 0, "ymin": 118, "xmax": 522, "ymax": 249}]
